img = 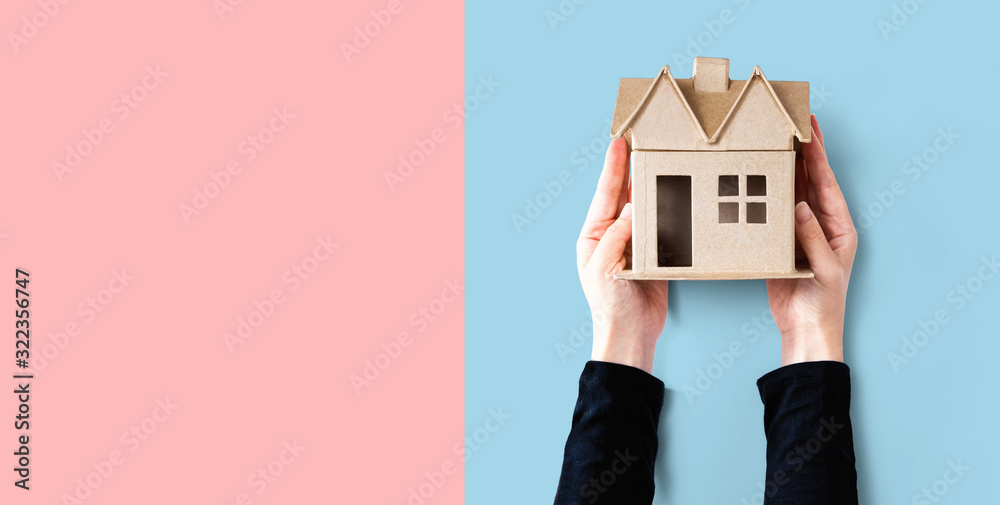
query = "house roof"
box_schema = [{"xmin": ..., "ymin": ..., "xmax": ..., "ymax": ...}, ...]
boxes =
[{"xmin": 611, "ymin": 65, "xmax": 811, "ymax": 144}]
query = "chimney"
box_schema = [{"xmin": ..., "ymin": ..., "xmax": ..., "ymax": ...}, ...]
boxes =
[{"xmin": 692, "ymin": 57, "xmax": 730, "ymax": 93}]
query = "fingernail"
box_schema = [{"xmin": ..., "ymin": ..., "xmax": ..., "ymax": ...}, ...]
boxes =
[
  {"xmin": 795, "ymin": 201, "xmax": 811, "ymax": 223},
  {"xmin": 609, "ymin": 137, "xmax": 624, "ymax": 151},
  {"xmin": 620, "ymin": 202, "xmax": 633, "ymax": 220}
]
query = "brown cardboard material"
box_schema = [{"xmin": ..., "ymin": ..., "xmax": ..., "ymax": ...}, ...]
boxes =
[{"xmin": 611, "ymin": 57, "xmax": 814, "ymax": 280}]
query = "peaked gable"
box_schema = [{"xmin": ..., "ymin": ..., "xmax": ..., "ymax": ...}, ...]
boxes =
[
  {"xmin": 625, "ymin": 73, "xmax": 706, "ymax": 150},
  {"xmin": 611, "ymin": 65, "xmax": 810, "ymax": 151}
]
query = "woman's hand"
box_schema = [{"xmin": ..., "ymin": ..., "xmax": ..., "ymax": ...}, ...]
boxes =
[
  {"xmin": 766, "ymin": 115, "xmax": 859, "ymax": 366},
  {"xmin": 577, "ymin": 138, "xmax": 669, "ymax": 374}
]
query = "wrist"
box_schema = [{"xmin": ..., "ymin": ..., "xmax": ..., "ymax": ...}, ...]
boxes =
[
  {"xmin": 780, "ymin": 327, "xmax": 844, "ymax": 366},
  {"xmin": 591, "ymin": 325, "xmax": 657, "ymax": 374}
]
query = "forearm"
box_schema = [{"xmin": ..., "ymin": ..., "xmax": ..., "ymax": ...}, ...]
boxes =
[
  {"xmin": 554, "ymin": 361, "xmax": 664, "ymax": 505},
  {"xmin": 757, "ymin": 361, "xmax": 859, "ymax": 505}
]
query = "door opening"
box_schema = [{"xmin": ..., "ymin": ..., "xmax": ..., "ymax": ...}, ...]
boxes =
[{"xmin": 656, "ymin": 175, "xmax": 692, "ymax": 267}]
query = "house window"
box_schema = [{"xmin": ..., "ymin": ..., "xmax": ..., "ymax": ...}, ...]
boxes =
[
  {"xmin": 747, "ymin": 202, "xmax": 767, "ymax": 223},
  {"xmin": 718, "ymin": 175, "xmax": 767, "ymax": 224},
  {"xmin": 718, "ymin": 175, "xmax": 739, "ymax": 196},
  {"xmin": 719, "ymin": 202, "xmax": 738, "ymax": 223}
]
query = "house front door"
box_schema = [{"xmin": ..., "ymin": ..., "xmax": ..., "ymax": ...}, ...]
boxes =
[{"xmin": 656, "ymin": 175, "xmax": 692, "ymax": 267}]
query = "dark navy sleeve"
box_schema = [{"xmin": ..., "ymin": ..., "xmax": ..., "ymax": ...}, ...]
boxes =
[
  {"xmin": 756, "ymin": 361, "xmax": 859, "ymax": 505},
  {"xmin": 554, "ymin": 361, "xmax": 664, "ymax": 505}
]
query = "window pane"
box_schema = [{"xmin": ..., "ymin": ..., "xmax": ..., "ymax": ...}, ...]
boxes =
[
  {"xmin": 718, "ymin": 175, "xmax": 739, "ymax": 196},
  {"xmin": 719, "ymin": 202, "xmax": 738, "ymax": 223},
  {"xmin": 747, "ymin": 175, "xmax": 766, "ymax": 196},
  {"xmin": 747, "ymin": 202, "xmax": 766, "ymax": 223}
]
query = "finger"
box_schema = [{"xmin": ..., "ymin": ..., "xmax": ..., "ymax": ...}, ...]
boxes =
[
  {"xmin": 584, "ymin": 138, "xmax": 629, "ymax": 226},
  {"xmin": 802, "ymin": 123, "xmax": 837, "ymax": 196},
  {"xmin": 811, "ymin": 114, "xmax": 825, "ymax": 149},
  {"xmin": 617, "ymin": 147, "xmax": 631, "ymax": 211},
  {"xmin": 588, "ymin": 203, "xmax": 633, "ymax": 275},
  {"xmin": 802, "ymin": 123, "xmax": 854, "ymax": 244},
  {"xmin": 794, "ymin": 202, "xmax": 839, "ymax": 281},
  {"xmin": 577, "ymin": 140, "xmax": 628, "ymax": 271},
  {"xmin": 576, "ymin": 236, "xmax": 598, "ymax": 272}
]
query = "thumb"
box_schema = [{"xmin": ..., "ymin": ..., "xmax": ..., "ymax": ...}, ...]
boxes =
[
  {"xmin": 589, "ymin": 203, "xmax": 632, "ymax": 275},
  {"xmin": 794, "ymin": 202, "xmax": 838, "ymax": 280}
]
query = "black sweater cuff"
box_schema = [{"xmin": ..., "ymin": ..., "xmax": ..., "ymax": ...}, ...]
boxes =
[
  {"xmin": 756, "ymin": 361, "xmax": 858, "ymax": 505},
  {"xmin": 553, "ymin": 361, "xmax": 664, "ymax": 505},
  {"xmin": 581, "ymin": 360, "xmax": 665, "ymax": 401}
]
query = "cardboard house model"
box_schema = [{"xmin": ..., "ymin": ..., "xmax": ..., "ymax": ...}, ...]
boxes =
[{"xmin": 611, "ymin": 57, "xmax": 813, "ymax": 280}]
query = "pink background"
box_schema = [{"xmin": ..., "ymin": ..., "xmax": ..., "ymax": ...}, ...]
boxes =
[{"xmin": 1, "ymin": 0, "xmax": 463, "ymax": 503}]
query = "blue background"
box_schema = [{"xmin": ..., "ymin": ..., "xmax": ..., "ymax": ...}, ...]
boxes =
[{"xmin": 466, "ymin": 1, "xmax": 1000, "ymax": 503}]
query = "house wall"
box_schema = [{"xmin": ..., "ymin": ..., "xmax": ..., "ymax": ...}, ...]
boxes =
[{"xmin": 632, "ymin": 150, "xmax": 796, "ymax": 275}]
